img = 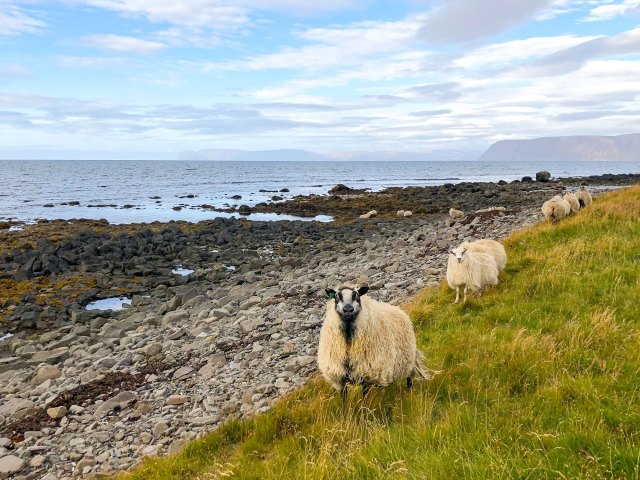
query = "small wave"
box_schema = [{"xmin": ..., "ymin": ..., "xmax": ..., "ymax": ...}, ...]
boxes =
[{"xmin": 415, "ymin": 177, "xmax": 461, "ymax": 181}]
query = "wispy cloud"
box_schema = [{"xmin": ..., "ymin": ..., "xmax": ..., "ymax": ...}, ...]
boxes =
[
  {"xmin": 80, "ymin": 34, "xmax": 167, "ymax": 54},
  {"xmin": 584, "ymin": 0, "xmax": 640, "ymax": 21},
  {"xmin": 0, "ymin": 1, "xmax": 45, "ymax": 35},
  {"xmin": 517, "ymin": 27, "xmax": 640, "ymax": 76},
  {"xmin": 0, "ymin": 63, "xmax": 31, "ymax": 78},
  {"xmin": 417, "ymin": 0, "xmax": 554, "ymax": 45}
]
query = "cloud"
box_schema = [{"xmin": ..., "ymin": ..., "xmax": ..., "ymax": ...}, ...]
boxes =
[
  {"xmin": 0, "ymin": 93, "xmax": 329, "ymax": 136},
  {"xmin": 0, "ymin": 1, "xmax": 45, "ymax": 35},
  {"xmin": 417, "ymin": 0, "xmax": 553, "ymax": 45},
  {"xmin": 584, "ymin": 0, "xmax": 640, "ymax": 21},
  {"xmin": 80, "ymin": 34, "xmax": 167, "ymax": 53},
  {"xmin": 0, "ymin": 63, "xmax": 31, "ymax": 78},
  {"xmin": 518, "ymin": 27, "xmax": 640, "ymax": 76}
]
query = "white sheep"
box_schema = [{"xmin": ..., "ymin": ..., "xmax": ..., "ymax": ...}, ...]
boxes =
[
  {"xmin": 459, "ymin": 239, "xmax": 507, "ymax": 272},
  {"xmin": 542, "ymin": 195, "xmax": 571, "ymax": 223},
  {"xmin": 318, "ymin": 285, "xmax": 435, "ymax": 402},
  {"xmin": 446, "ymin": 245, "xmax": 499, "ymax": 304},
  {"xmin": 575, "ymin": 186, "xmax": 593, "ymax": 208},
  {"xmin": 397, "ymin": 210, "xmax": 405, "ymax": 217},
  {"xmin": 563, "ymin": 192, "xmax": 580, "ymax": 213},
  {"xmin": 403, "ymin": 210, "xmax": 413, "ymax": 217},
  {"xmin": 359, "ymin": 210, "xmax": 377, "ymax": 219},
  {"xmin": 449, "ymin": 208, "xmax": 464, "ymax": 219}
]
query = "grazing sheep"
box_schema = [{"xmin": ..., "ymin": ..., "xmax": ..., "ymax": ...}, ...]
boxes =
[
  {"xmin": 542, "ymin": 195, "xmax": 571, "ymax": 223},
  {"xmin": 359, "ymin": 210, "xmax": 377, "ymax": 219},
  {"xmin": 459, "ymin": 239, "xmax": 507, "ymax": 272},
  {"xmin": 318, "ymin": 285, "xmax": 435, "ymax": 402},
  {"xmin": 449, "ymin": 208, "xmax": 464, "ymax": 219},
  {"xmin": 403, "ymin": 210, "xmax": 413, "ymax": 217},
  {"xmin": 575, "ymin": 186, "xmax": 593, "ymax": 208},
  {"xmin": 446, "ymin": 246, "xmax": 499, "ymax": 304},
  {"xmin": 563, "ymin": 193, "xmax": 580, "ymax": 213},
  {"xmin": 397, "ymin": 210, "xmax": 405, "ymax": 217}
]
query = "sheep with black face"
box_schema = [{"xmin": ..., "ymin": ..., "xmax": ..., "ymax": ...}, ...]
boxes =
[{"xmin": 317, "ymin": 285, "xmax": 434, "ymax": 402}]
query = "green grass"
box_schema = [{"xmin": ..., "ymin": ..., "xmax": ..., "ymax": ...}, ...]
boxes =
[{"xmin": 120, "ymin": 186, "xmax": 640, "ymax": 480}]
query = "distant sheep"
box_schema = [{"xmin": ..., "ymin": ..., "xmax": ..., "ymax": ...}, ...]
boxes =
[
  {"xmin": 403, "ymin": 210, "xmax": 413, "ymax": 217},
  {"xmin": 563, "ymin": 193, "xmax": 580, "ymax": 213},
  {"xmin": 446, "ymin": 245, "xmax": 499, "ymax": 304},
  {"xmin": 449, "ymin": 208, "xmax": 464, "ymax": 219},
  {"xmin": 318, "ymin": 285, "xmax": 435, "ymax": 402},
  {"xmin": 459, "ymin": 239, "xmax": 507, "ymax": 272},
  {"xmin": 359, "ymin": 210, "xmax": 377, "ymax": 219},
  {"xmin": 542, "ymin": 195, "xmax": 571, "ymax": 223},
  {"xmin": 397, "ymin": 210, "xmax": 405, "ymax": 217},
  {"xmin": 575, "ymin": 186, "xmax": 593, "ymax": 208}
]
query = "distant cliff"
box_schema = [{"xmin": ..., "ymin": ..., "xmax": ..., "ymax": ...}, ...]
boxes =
[{"xmin": 479, "ymin": 133, "xmax": 640, "ymax": 162}]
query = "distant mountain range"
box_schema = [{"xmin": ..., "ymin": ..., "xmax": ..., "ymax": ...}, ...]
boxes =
[
  {"xmin": 479, "ymin": 133, "xmax": 640, "ymax": 162},
  {"xmin": 178, "ymin": 148, "xmax": 478, "ymax": 162}
]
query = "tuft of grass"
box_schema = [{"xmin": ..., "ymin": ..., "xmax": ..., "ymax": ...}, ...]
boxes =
[{"xmin": 120, "ymin": 186, "xmax": 640, "ymax": 480}]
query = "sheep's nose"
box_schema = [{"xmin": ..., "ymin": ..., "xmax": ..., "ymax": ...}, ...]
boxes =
[{"xmin": 343, "ymin": 305, "xmax": 354, "ymax": 313}]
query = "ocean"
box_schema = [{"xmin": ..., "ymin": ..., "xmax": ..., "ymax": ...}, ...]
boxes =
[{"xmin": 1, "ymin": 160, "xmax": 639, "ymax": 224}]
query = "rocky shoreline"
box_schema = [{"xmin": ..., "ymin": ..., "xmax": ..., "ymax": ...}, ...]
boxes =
[{"xmin": 0, "ymin": 174, "xmax": 636, "ymax": 479}]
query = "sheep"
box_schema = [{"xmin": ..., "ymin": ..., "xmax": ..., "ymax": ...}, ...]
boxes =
[
  {"xmin": 449, "ymin": 208, "xmax": 464, "ymax": 219},
  {"xmin": 359, "ymin": 210, "xmax": 377, "ymax": 219},
  {"xmin": 542, "ymin": 195, "xmax": 571, "ymax": 223},
  {"xmin": 397, "ymin": 210, "xmax": 405, "ymax": 217},
  {"xmin": 403, "ymin": 210, "xmax": 413, "ymax": 217},
  {"xmin": 575, "ymin": 186, "xmax": 593, "ymax": 208},
  {"xmin": 318, "ymin": 285, "xmax": 435, "ymax": 402},
  {"xmin": 446, "ymin": 245, "xmax": 499, "ymax": 304},
  {"xmin": 563, "ymin": 192, "xmax": 580, "ymax": 213},
  {"xmin": 459, "ymin": 239, "xmax": 507, "ymax": 272}
]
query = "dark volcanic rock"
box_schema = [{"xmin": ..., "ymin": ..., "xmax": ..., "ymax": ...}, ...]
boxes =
[
  {"xmin": 536, "ymin": 171, "xmax": 551, "ymax": 182},
  {"xmin": 328, "ymin": 184, "xmax": 354, "ymax": 194},
  {"xmin": 238, "ymin": 205, "xmax": 252, "ymax": 215}
]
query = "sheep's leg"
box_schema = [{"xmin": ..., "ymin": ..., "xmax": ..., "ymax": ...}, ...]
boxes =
[
  {"xmin": 340, "ymin": 377, "xmax": 348, "ymax": 404},
  {"xmin": 463, "ymin": 286, "xmax": 468, "ymax": 304},
  {"xmin": 361, "ymin": 381, "xmax": 371, "ymax": 398},
  {"xmin": 406, "ymin": 377, "xmax": 413, "ymax": 389},
  {"xmin": 454, "ymin": 287, "xmax": 460, "ymax": 304}
]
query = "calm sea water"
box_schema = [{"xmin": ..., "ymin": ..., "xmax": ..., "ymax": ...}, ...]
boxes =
[{"xmin": 1, "ymin": 160, "xmax": 639, "ymax": 224}]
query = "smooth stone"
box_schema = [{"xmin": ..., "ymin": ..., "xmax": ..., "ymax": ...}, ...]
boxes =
[
  {"xmin": 166, "ymin": 395, "xmax": 189, "ymax": 406},
  {"xmin": 93, "ymin": 391, "xmax": 138, "ymax": 419},
  {"xmin": 47, "ymin": 406, "xmax": 67, "ymax": 419},
  {"xmin": 31, "ymin": 365, "xmax": 62, "ymax": 386},
  {"xmin": 172, "ymin": 366, "xmax": 194, "ymax": 380},
  {"xmin": 0, "ymin": 455, "xmax": 25, "ymax": 478}
]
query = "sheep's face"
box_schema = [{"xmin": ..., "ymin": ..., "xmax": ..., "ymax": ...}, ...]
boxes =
[
  {"xmin": 450, "ymin": 246, "xmax": 468, "ymax": 264},
  {"xmin": 326, "ymin": 286, "xmax": 369, "ymax": 322}
]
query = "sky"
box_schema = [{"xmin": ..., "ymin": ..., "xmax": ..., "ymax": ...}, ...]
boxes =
[{"xmin": 0, "ymin": 0, "xmax": 639, "ymax": 159}]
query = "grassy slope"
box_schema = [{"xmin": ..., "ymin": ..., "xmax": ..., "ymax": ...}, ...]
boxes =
[{"xmin": 120, "ymin": 186, "xmax": 640, "ymax": 480}]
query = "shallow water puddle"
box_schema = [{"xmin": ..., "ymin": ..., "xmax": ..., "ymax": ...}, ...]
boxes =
[
  {"xmin": 86, "ymin": 297, "xmax": 131, "ymax": 311},
  {"xmin": 224, "ymin": 265, "xmax": 237, "ymax": 271},
  {"xmin": 0, "ymin": 333, "xmax": 14, "ymax": 342},
  {"xmin": 172, "ymin": 266, "xmax": 195, "ymax": 276}
]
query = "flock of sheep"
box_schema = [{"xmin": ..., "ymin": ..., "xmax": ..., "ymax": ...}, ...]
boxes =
[
  {"xmin": 318, "ymin": 185, "xmax": 595, "ymax": 401},
  {"xmin": 542, "ymin": 186, "xmax": 593, "ymax": 223}
]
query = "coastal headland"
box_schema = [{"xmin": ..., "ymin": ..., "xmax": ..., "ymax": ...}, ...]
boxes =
[{"xmin": 0, "ymin": 172, "xmax": 639, "ymax": 479}]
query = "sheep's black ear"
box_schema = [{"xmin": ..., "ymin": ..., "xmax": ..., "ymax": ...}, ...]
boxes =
[
  {"xmin": 357, "ymin": 286, "xmax": 369, "ymax": 296},
  {"xmin": 326, "ymin": 288, "xmax": 336, "ymax": 299}
]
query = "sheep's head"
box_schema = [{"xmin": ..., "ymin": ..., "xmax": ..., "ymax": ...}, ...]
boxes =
[
  {"xmin": 449, "ymin": 245, "xmax": 468, "ymax": 264},
  {"xmin": 326, "ymin": 286, "xmax": 369, "ymax": 322}
]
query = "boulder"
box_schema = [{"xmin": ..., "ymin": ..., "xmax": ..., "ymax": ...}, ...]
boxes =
[
  {"xmin": 536, "ymin": 170, "xmax": 551, "ymax": 182},
  {"xmin": 0, "ymin": 455, "xmax": 25, "ymax": 479}
]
